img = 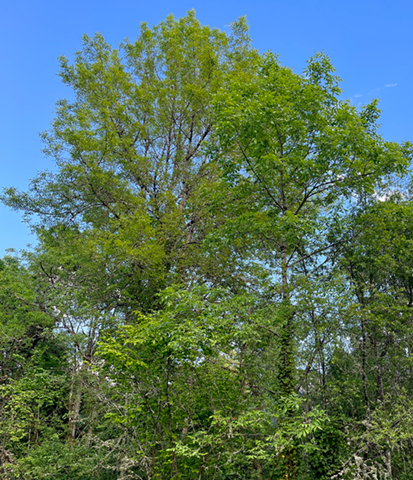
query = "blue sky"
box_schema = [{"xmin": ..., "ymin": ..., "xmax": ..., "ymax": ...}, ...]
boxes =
[{"xmin": 1, "ymin": 0, "xmax": 412, "ymax": 255}]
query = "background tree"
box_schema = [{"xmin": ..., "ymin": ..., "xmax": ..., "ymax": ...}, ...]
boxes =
[{"xmin": 0, "ymin": 256, "xmax": 68, "ymax": 478}]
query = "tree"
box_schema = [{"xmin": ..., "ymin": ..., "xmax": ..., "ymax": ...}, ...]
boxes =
[
  {"xmin": 329, "ymin": 196, "xmax": 413, "ymax": 478},
  {"xmin": 3, "ymin": 12, "xmax": 256, "ymax": 314},
  {"xmin": 211, "ymin": 52, "xmax": 411, "ymax": 478},
  {"xmin": 0, "ymin": 256, "xmax": 68, "ymax": 479},
  {"xmin": 1, "ymin": 12, "xmax": 259, "ymax": 479},
  {"xmin": 97, "ymin": 286, "xmax": 326, "ymax": 479}
]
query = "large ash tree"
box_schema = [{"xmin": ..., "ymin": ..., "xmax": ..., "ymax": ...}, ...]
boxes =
[
  {"xmin": 4, "ymin": 11, "xmax": 256, "ymax": 315},
  {"xmin": 1, "ymin": 13, "xmax": 258, "ymax": 479}
]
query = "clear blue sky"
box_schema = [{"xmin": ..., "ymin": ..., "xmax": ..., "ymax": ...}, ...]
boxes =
[{"xmin": 1, "ymin": 0, "xmax": 411, "ymax": 255}]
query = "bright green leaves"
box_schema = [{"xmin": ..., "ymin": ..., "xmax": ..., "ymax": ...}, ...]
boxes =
[
  {"xmin": 96, "ymin": 285, "xmax": 330, "ymax": 479},
  {"xmin": 213, "ymin": 52, "xmax": 409, "ymax": 217},
  {"xmin": 1, "ymin": 12, "xmax": 259, "ymax": 322},
  {"xmin": 99, "ymin": 286, "xmax": 240, "ymax": 369}
]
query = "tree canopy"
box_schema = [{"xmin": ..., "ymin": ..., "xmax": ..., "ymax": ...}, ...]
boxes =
[{"xmin": 1, "ymin": 11, "xmax": 413, "ymax": 480}]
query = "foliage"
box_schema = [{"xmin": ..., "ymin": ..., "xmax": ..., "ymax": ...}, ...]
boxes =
[{"xmin": 1, "ymin": 10, "xmax": 413, "ymax": 480}]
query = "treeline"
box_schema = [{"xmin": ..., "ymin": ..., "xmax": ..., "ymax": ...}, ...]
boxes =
[{"xmin": 1, "ymin": 11, "xmax": 413, "ymax": 479}]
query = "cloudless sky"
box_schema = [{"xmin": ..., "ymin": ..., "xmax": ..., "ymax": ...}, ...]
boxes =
[{"xmin": 1, "ymin": 0, "xmax": 412, "ymax": 255}]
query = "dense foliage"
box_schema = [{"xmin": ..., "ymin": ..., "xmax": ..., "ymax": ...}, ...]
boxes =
[{"xmin": 2, "ymin": 12, "xmax": 413, "ymax": 479}]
